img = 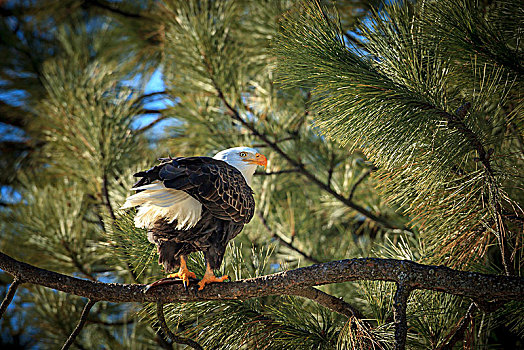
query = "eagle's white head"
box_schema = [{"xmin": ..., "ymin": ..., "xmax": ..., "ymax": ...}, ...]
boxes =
[{"xmin": 213, "ymin": 147, "xmax": 267, "ymax": 185}]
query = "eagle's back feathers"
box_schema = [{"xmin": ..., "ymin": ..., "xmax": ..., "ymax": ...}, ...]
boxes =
[{"xmin": 121, "ymin": 156, "xmax": 256, "ymax": 271}]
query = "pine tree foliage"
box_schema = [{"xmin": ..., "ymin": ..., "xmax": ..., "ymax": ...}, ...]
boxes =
[
  {"xmin": 0, "ymin": 0, "xmax": 522, "ymax": 349},
  {"xmin": 275, "ymin": 0, "xmax": 523, "ymax": 270}
]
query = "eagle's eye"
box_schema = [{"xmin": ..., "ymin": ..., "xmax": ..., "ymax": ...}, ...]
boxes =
[{"xmin": 239, "ymin": 151, "xmax": 247, "ymax": 157}]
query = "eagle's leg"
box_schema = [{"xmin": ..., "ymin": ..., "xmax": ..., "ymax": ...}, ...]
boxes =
[
  {"xmin": 197, "ymin": 262, "xmax": 228, "ymax": 290},
  {"xmin": 167, "ymin": 256, "xmax": 196, "ymax": 289}
]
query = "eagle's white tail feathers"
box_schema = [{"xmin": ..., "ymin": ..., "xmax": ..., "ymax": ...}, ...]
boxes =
[{"xmin": 121, "ymin": 181, "xmax": 202, "ymax": 230}]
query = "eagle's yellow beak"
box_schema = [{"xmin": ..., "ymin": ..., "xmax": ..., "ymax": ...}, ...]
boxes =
[{"xmin": 242, "ymin": 153, "xmax": 267, "ymax": 169}]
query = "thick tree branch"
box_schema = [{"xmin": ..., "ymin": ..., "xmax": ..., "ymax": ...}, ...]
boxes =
[
  {"xmin": 1, "ymin": 252, "xmax": 522, "ymax": 308},
  {"xmin": 393, "ymin": 283, "xmax": 412, "ymax": 350},
  {"xmin": 61, "ymin": 299, "xmax": 96, "ymax": 350},
  {"xmin": 156, "ymin": 302, "xmax": 203, "ymax": 350},
  {"xmin": 0, "ymin": 278, "xmax": 21, "ymax": 320},
  {"xmin": 256, "ymin": 212, "xmax": 368, "ymax": 320}
]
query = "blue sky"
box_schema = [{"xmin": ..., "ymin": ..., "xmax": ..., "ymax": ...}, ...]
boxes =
[{"xmin": 130, "ymin": 68, "xmax": 177, "ymax": 134}]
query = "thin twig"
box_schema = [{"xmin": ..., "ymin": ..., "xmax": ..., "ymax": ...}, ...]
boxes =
[
  {"xmin": 290, "ymin": 286, "xmax": 367, "ymax": 320},
  {"xmin": 257, "ymin": 211, "xmax": 320, "ymax": 264},
  {"xmin": 348, "ymin": 168, "xmax": 373, "ymax": 201},
  {"xmin": 135, "ymin": 115, "xmax": 171, "ymax": 134},
  {"xmin": 0, "ymin": 278, "xmax": 21, "ymax": 320},
  {"xmin": 102, "ymin": 171, "xmax": 116, "ymax": 221},
  {"xmin": 209, "ymin": 75, "xmax": 403, "ymax": 231},
  {"xmin": 61, "ymin": 299, "xmax": 97, "ymax": 350},
  {"xmin": 438, "ymin": 303, "xmax": 476, "ymax": 350},
  {"xmin": 136, "ymin": 90, "xmax": 169, "ymax": 104},
  {"xmin": 393, "ymin": 283, "xmax": 412, "ymax": 350},
  {"xmin": 156, "ymin": 302, "xmax": 203, "ymax": 350},
  {"xmin": 327, "ymin": 151, "xmax": 335, "ymax": 189},
  {"xmin": 342, "ymin": 31, "xmax": 366, "ymax": 50},
  {"xmin": 85, "ymin": 0, "xmax": 144, "ymax": 19},
  {"xmin": 138, "ymin": 108, "xmax": 164, "ymax": 115},
  {"xmin": 87, "ymin": 317, "xmax": 135, "ymax": 326}
]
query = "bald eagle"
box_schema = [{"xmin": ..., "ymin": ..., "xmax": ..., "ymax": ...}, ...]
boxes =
[{"xmin": 121, "ymin": 147, "xmax": 267, "ymax": 290}]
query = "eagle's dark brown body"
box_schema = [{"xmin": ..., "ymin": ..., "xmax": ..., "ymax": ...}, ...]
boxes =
[
  {"xmin": 151, "ymin": 211, "xmax": 244, "ymax": 272},
  {"xmin": 131, "ymin": 156, "xmax": 254, "ymax": 273}
]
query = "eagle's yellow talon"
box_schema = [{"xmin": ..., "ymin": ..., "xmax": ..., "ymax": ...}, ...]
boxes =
[
  {"xmin": 197, "ymin": 274, "xmax": 228, "ymax": 290},
  {"xmin": 166, "ymin": 257, "xmax": 196, "ymax": 287},
  {"xmin": 167, "ymin": 268, "xmax": 196, "ymax": 286}
]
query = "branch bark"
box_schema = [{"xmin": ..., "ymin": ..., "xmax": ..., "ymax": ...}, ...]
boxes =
[
  {"xmin": 393, "ymin": 283, "xmax": 412, "ymax": 350},
  {"xmin": 0, "ymin": 252, "xmax": 522, "ymax": 307}
]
